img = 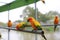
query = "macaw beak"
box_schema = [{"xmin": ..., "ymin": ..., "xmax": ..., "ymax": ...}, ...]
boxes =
[{"xmin": 27, "ymin": 19, "xmax": 29, "ymax": 22}]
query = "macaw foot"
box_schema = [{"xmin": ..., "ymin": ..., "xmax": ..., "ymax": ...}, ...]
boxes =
[
  {"xmin": 32, "ymin": 30, "xmax": 37, "ymax": 32},
  {"xmin": 54, "ymin": 25, "xmax": 57, "ymax": 32},
  {"xmin": 54, "ymin": 27, "xmax": 57, "ymax": 32}
]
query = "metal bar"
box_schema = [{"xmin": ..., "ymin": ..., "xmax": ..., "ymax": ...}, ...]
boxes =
[
  {"xmin": 0, "ymin": 24, "xmax": 60, "ymax": 34},
  {"xmin": 0, "ymin": 24, "xmax": 59, "ymax": 34},
  {"xmin": 34, "ymin": 0, "xmax": 37, "ymax": 40},
  {"xmin": 7, "ymin": 4, "xmax": 10, "ymax": 40},
  {"xmin": 35, "ymin": 0, "xmax": 37, "ymax": 20},
  {"xmin": 8, "ymin": 4, "xmax": 10, "ymax": 21},
  {"xmin": 7, "ymin": 28, "xmax": 10, "ymax": 40},
  {"xmin": 0, "ymin": 27, "xmax": 42, "ymax": 34}
]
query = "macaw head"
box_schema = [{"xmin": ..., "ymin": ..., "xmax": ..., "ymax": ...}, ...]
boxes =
[
  {"xmin": 27, "ymin": 17, "xmax": 34, "ymax": 22},
  {"xmin": 9, "ymin": 20, "xmax": 11, "ymax": 22},
  {"xmin": 55, "ymin": 15, "xmax": 58, "ymax": 18}
]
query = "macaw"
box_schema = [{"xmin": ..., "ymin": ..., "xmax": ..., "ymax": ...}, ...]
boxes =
[
  {"xmin": 16, "ymin": 22, "xmax": 26, "ymax": 30},
  {"xmin": 54, "ymin": 16, "xmax": 59, "ymax": 31},
  {"xmin": 7, "ymin": 20, "xmax": 12, "ymax": 27},
  {"xmin": 27, "ymin": 17, "xmax": 47, "ymax": 40},
  {"xmin": 41, "ymin": 0, "xmax": 45, "ymax": 4}
]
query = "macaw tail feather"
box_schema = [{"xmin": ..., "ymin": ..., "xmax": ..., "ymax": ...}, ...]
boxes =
[
  {"xmin": 41, "ymin": 31, "xmax": 47, "ymax": 40},
  {"xmin": 54, "ymin": 25, "xmax": 57, "ymax": 32}
]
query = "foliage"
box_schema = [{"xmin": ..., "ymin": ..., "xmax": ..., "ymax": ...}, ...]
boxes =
[
  {"xmin": 15, "ymin": 20, "xmax": 23, "ymax": 22},
  {"xmin": 23, "ymin": 6, "xmax": 51, "ymax": 22},
  {"xmin": 45, "ymin": 11, "xmax": 60, "ymax": 19},
  {"xmin": 44, "ymin": 27, "xmax": 54, "ymax": 32},
  {"xmin": 38, "ymin": 14, "xmax": 51, "ymax": 22},
  {"xmin": 0, "ymin": 22, "xmax": 7, "ymax": 27}
]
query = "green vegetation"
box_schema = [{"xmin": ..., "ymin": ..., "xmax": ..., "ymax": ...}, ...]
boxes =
[
  {"xmin": 44, "ymin": 27, "xmax": 54, "ymax": 32},
  {"xmin": 0, "ymin": 22, "xmax": 7, "ymax": 27},
  {"xmin": 23, "ymin": 6, "xmax": 59, "ymax": 22}
]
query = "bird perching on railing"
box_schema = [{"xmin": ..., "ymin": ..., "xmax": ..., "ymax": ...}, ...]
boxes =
[
  {"xmin": 7, "ymin": 20, "xmax": 12, "ymax": 28},
  {"xmin": 54, "ymin": 15, "xmax": 59, "ymax": 32},
  {"xmin": 27, "ymin": 17, "xmax": 47, "ymax": 40},
  {"xmin": 16, "ymin": 22, "xmax": 26, "ymax": 30}
]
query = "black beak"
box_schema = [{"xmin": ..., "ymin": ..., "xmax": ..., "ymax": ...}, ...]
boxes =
[{"xmin": 27, "ymin": 20, "xmax": 29, "ymax": 22}]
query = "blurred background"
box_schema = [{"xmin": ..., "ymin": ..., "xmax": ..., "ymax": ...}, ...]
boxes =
[{"xmin": 0, "ymin": 0, "xmax": 60, "ymax": 40}]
